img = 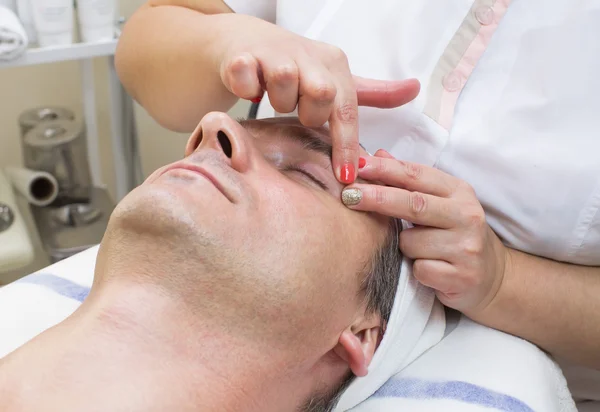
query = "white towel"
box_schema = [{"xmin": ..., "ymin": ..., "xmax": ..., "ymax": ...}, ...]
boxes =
[
  {"xmin": 0, "ymin": 246, "xmax": 96, "ymax": 358},
  {"xmin": 334, "ymin": 215, "xmax": 576, "ymax": 412},
  {"xmin": 351, "ymin": 315, "xmax": 577, "ymax": 411},
  {"xmin": 0, "ymin": 5, "xmax": 28, "ymax": 61}
]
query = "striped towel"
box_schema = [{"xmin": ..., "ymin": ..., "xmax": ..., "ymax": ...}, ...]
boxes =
[
  {"xmin": 351, "ymin": 314, "xmax": 576, "ymax": 411},
  {"xmin": 0, "ymin": 245, "xmax": 576, "ymax": 412},
  {"xmin": 0, "ymin": 246, "xmax": 96, "ymax": 358}
]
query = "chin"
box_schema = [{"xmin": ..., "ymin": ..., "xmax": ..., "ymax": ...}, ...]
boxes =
[
  {"xmin": 108, "ymin": 182, "xmax": 238, "ymax": 255},
  {"xmin": 102, "ymin": 186, "xmax": 252, "ymax": 301},
  {"xmin": 109, "ymin": 184, "xmax": 202, "ymax": 240}
]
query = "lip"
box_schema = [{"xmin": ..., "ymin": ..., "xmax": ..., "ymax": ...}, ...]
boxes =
[{"xmin": 161, "ymin": 162, "xmax": 234, "ymax": 202}]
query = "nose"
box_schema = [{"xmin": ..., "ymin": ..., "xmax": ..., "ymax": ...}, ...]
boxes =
[{"xmin": 185, "ymin": 112, "xmax": 252, "ymax": 173}]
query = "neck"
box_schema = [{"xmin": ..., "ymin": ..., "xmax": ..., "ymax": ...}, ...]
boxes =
[{"xmin": 0, "ymin": 281, "xmax": 311, "ymax": 412}]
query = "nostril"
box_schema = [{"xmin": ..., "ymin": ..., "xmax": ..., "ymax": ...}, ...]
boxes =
[
  {"xmin": 193, "ymin": 129, "xmax": 203, "ymax": 150},
  {"xmin": 217, "ymin": 130, "xmax": 233, "ymax": 158}
]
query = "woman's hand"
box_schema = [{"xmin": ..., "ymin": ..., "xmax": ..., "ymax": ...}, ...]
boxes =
[
  {"xmin": 342, "ymin": 150, "xmax": 508, "ymax": 317},
  {"xmin": 213, "ymin": 14, "xmax": 420, "ymax": 183}
]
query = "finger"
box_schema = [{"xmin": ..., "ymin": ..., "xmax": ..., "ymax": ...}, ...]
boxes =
[
  {"xmin": 261, "ymin": 56, "xmax": 300, "ymax": 114},
  {"xmin": 296, "ymin": 56, "xmax": 337, "ymax": 127},
  {"xmin": 399, "ymin": 227, "xmax": 457, "ymax": 261},
  {"xmin": 355, "ymin": 77, "xmax": 420, "ymax": 108},
  {"xmin": 341, "ymin": 184, "xmax": 459, "ymax": 228},
  {"xmin": 374, "ymin": 149, "xmax": 394, "ymax": 159},
  {"xmin": 220, "ymin": 52, "xmax": 263, "ymax": 100},
  {"xmin": 413, "ymin": 259, "xmax": 457, "ymax": 295},
  {"xmin": 358, "ymin": 157, "xmax": 458, "ymax": 197},
  {"xmin": 328, "ymin": 65, "xmax": 360, "ymax": 184}
]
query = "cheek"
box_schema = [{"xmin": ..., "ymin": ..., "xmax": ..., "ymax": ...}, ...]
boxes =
[
  {"xmin": 236, "ymin": 183, "xmax": 376, "ymax": 334},
  {"xmin": 257, "ymin": 185, "xmax": 337, "ymax": 243},
  {"xmin": 253, "ymin": 185, "xmax": 362, "ymax": 285}
]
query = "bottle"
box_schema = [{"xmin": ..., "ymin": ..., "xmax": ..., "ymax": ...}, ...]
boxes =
[
  {"xmin": 76, "ymin": 0, "xmax": 115, "ymax": 43},
  {"xmin": 15, "ymin": 0, "xmax": 37, "ymax": 46},
  {"xmin": 29, "ymin": 0, "xmax": 74, "ymax": 47}
]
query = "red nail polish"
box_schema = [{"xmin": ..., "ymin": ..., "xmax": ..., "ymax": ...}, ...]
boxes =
[
  {"xmin": 358, "ymin": 157, "xmax": 367, "ymax": 169},
  {"xmin": 341, "ymin": 163, "xmax": 355, "ymax": 184},
  {"xmin": 250, "ymin": 96, "xmax": 263, "ymax": 104}
]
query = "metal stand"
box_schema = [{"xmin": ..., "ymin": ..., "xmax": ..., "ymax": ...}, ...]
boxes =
[{"xmin": 0, "ymin": 38, "xmax": 141, "ymax": 202}]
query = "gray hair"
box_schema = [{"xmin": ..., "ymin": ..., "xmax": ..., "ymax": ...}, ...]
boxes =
[{"xmin": 362, "ymin": 218, "xmax": 402, "ymax": 328}]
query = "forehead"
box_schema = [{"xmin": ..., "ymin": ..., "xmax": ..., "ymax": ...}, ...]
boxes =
[
  {"xmin": 240, "ymin": 117, "xmax": 371, "ymax": 157},
  {"xmin": 241, "ymin": 117, "xmax": 331, "ymax": 143}
]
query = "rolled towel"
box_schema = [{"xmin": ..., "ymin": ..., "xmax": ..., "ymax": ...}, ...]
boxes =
[
  {"xmin": 0, "ymin": 5, "xmax": 28, "ymax": 61},
  {"xmin": 335, "ymin": 220, "xmax": 575, "ymax": 412},
  {"xmin": 336, "ymin": 220, "xmax": 447, "ymax": 411}
]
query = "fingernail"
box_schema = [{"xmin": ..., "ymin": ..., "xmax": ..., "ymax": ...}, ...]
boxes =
[
  {"xmin": 340, "ymin": 163, "xmax": 355, "ymax": 184},
  {"xmin": 358, "ymin": 157, "xmax": 367, "ymax": 169},
  {"xmin": 249, "ymin": 89, "xmax": 264, "ymax": 104},
  {"xmin": 342, "ymin": 188, "xmax": 362, "ymax": 206}
]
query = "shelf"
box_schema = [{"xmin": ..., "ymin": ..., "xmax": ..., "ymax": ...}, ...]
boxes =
[
  {"xmin": 0, "ymin": 33, "xmax": 136, "ymax": 201},
  {"xmin": 0, "ymin": 39, "xmax": 118, "ymax": 69}
]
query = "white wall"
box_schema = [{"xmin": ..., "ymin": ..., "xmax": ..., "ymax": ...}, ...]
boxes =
[{"xmin": 0, "ymin": 1, "xmax": 250, "ymax": 283}]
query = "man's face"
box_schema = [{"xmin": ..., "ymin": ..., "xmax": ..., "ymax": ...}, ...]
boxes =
[{"xmin": 108, "ymin": 112, "xmax": 390, "ymax": 359}]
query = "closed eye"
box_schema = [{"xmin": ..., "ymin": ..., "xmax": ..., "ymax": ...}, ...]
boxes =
[{"xmin": 283, "ymin": 166, "xmax": 328, "ymax": 190}]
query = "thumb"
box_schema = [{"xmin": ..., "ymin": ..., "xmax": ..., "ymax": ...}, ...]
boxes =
[{"xmin": 354, "ymin": 76, "xmax": 420, "ymax": 108}]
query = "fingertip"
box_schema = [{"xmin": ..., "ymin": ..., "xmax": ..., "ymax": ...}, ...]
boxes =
[
  {"xmin": 406, "ymin": 77, "xmax": 421, "ymax": 92},
  {"xmin": 333, "ymin": 149, "xmax": 358, "ymax": 184},
  {"xmin": 407, "ymin": 78, "xmax": 421, "ymax": 100},
  {"xmin": 328, "ymin": 104, "xmax": 359, "ymax": 183},
  {"xmin": 341, "ymin": 187, "xmax": 363, "ymax": 207},
  {"xmin": 358, "ymin": 157, "xmax": 367, "ymax": 169},
  {"xmin": 340, "ymin": 162, "xmax": 357, "ymax": 184},
  {"xmin": 374, "ymin": 149, "xmax": 395, "ymax": 159},
  {"xmin": 250, "ymin": 92, "xmax": 264, "ymax": 104}
]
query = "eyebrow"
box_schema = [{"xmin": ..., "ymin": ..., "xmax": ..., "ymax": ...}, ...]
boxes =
[{"xmin": 239, "ymin": 120, "xmax": 333, "ymax": 160}]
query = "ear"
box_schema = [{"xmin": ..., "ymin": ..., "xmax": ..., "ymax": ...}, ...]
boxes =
[{"xmin": 333, "ymin": 315, "xmax": 381, "ymax": 377}]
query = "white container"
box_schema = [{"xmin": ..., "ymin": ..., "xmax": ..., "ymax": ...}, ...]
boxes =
[
  {"xmin": 0, "ymin": 170, "xmax": 34, "ymax": 273},
  {"xmin": 15, "ymin": 0, "xmax": 37, "ymax": 45},
  {"xmin": 30, "ymin": 0, "xmax": 74, "ymax": 47},
  {"xmin": 76, "ymin": 0, "xmax": 115, "ymax": 43}
]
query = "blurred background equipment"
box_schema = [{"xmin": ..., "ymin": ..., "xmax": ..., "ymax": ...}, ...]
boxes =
[
  {"xmin": 0, "ymin": 0, "xmax": 133, "ymax": 281},
  {"xmin": 18, "ymin": 109, "xmax": 114, "ymax": 263},
  {"xmin": 0, "ymin": 0, "xmax": 251, "ymax": 284}
]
